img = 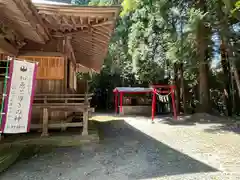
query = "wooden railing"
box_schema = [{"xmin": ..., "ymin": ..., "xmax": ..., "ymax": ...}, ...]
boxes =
[
  {"xmin": 33, "ymin": 93, "xmax": 93, "ymax": 107},
  {"xmin": 32, "ymin": 93, "xmax": 94, "ymax": 137}
]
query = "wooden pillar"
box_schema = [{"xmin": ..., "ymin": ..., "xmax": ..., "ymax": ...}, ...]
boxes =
[
  {"xmin": 41, "ymin": 108, "xmax": 49, "ymax": 137},
  {"xmin": 82, "ymin": 109, "xmax": 88, "ymax": 136},
  {"xmin": 61, "ymin": 112, "xmax": 68, "ymax": 132},
  {"xmin": 82, "ymin": 87, "xmax": 89, "ymax": 136},
  {"xmin": 64, "ymin": 58, "xmax": 68, "ymax": 93}
]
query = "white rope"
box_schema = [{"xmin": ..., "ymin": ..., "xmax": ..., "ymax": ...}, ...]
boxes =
[
  {"xmin": 155, "ymin": 91, "xmax": 171, "ymax": 96},
  {"xmin": 155, "ymin": 91, "xmax": 171, "ymax": 103}
]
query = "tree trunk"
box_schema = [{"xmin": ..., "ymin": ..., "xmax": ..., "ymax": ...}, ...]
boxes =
[
  {"xmin": 232, "ymin": 60, "xmax": 240, "ymax": 98},
  {"xmin": 196, "ymin": 0, "xmax": 211, "ymax": 113},
  {"xmin": 174, "ymin": 63, "xmax": 180, "ymax": 114},
  {"xmin": 221, "ymin": 30, "xmax": 240, "ymax": 99},
  {"xmin": 179, "ymin": 63, "xmax": 187, "ymax": 114},
  {"xmin": 217, "ymin": 0, "xmax": 240, "ymax": 112},
  {"xmin": 197, "ymin": 23, "xmax": 211, "ymax": 112},
  {"xmin": 217, "ymin": 0, "xmax": 234, "ymax": 115},
  {"xmin": 220, "ymin": 42, "xmax": 233, "ymax": 116},
  {"xmin": 198, "ymin": 56, "xmax": 210, "ymax": 113}
]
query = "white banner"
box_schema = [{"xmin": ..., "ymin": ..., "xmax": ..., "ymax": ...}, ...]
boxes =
[{"xmin": 2, "ymin": 60, "xmax": 37, "ymax": 133}]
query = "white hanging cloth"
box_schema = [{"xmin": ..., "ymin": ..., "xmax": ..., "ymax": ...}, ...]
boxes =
[{"xmin": 156, "ymin": 91, "xmax": 170, "ymax": 103}]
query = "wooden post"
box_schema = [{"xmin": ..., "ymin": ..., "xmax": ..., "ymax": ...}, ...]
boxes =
[
  {"xmin": 82, "ymin": 85, "xmax": 89, "ymax": 136},
  {"xmin": 62, "ymin": 96, "xmax": 68, "ymax": 132},
  {"xmin": 41, "ymin": 108, "xmax": 49, "ymax": 137},
  {"xmin": 61, "ymin": 112, "xmax": 68, "ymax": 132},
  {"xmin": 82, "ymin": 109, "xmax": 88, "ymax": 136}
]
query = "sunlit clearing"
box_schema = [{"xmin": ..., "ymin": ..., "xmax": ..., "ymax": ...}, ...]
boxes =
[{"xmin": 90, "ymin": 115, "xmax": 122, "ymax": 122}]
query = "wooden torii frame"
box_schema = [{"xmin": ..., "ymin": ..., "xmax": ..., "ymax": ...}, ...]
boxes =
[{"xmin": 113, "ymin": 85, "xmax": 177, "ymax": 121}]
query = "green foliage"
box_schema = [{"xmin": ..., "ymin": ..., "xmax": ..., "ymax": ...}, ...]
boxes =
[
  {"xmin": 232, "ymin": 0, "xmax": 240, "ymax": 14},
  {"xmin": 221, "ymin": 0, "xmax": 240, "ymax": 20},
  {"xmin": 88, "ymin": 0, "xmax": 119, "ymax": 5},
  {"xmin": 78, "ymin": 0, "xmax": 240, "ymax": 115},
  {"xmin": 76, "ymin": 72, "xmax": 93, "ymax": 81},
  {"xmin": 73, "ymin": 0, "xmax": 90, "ymax": 5},
  {"xmin": 120, "ymin": 0, "xmax": 138, "ymax": 16}
]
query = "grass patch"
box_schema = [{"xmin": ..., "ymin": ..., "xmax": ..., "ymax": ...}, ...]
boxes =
[
  {"xmin": 0, "ymin": 144, "xmax": 56, "ymax": 174},
  {"xmin": 0, "ymin": 132, "xmax": 99, "ymax": 174}
]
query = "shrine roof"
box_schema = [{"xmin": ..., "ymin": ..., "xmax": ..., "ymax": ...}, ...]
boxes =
[{"xmin": 113, "ymin": 87, "xmax": 153, "ymax": 93}]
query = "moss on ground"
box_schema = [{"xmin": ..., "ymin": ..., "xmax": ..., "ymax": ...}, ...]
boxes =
[
  {"xmin": 0, "ymin": 128, "xmax": 99, "ymax": 174},
  {"xmin": 0, "ymin": 144, "xmax": 56, "ymax": 174}
]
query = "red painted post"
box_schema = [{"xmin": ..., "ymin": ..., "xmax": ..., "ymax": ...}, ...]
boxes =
[
  {"xmin": 151, "ymin": 88, "xmax": 156, "ymax": 122},
  {"xmin": 115, "ymin": 91, "xmax": 118, "ymax": 114},
  {"xmin": 120, "ymin": 92, "xmax": 123, "ymax": 113},
  {"xmin": 171, "ymin": 87, "xmax": 177, "ymax": 120}
]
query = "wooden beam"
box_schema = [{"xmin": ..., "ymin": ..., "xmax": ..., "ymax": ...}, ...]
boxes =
[
  {"xmin": 70, "ymin": 16, "xmax": 77, "ymax": 30},
  {"xmin": 0, "ymin": 36, "xmax": 18, "ymax": 55},
  {"xmin": 76, "ymin": 47, "xmax": 104, "ymax": 56},
  {"xmin": 92, "ymin": 20, "xmax": 115, "ymax": 27},
  {"xmin": 94, "ymin": 25, "xmax": 113, "ymax": 34},
  {"xmin": 72, "ymin": 37, "xmax": 106, "ymax": 49},
  {"xmin": 66, "ymin": 36, "xmax": 76, "ymax": 64},
  {"xmin": 92, "ymin": 30, "xmax": 111, "ymax": 39},
  {"xmin": 41, "ymin": 14, "xmax": 59, "ymax": 29},
  {"xmin": 18, "ymin": 51, "xmax": 64, "ymax": 57},
  {"xmin": 92, "ymin": 26, "xmax": 111, "ymax": 37},
  {"xmin": 78, "ymin": 31, "xmax": 111, "ymax": 42},
  {"xmin": 72, "ymin": 39, "xmax": 105, "ymax": 52},
  {"xmin": 75, "ymin": 34, "xmax": 109, "ymax": 45},
  {"xmin": 75, "ymin": 47, "xmax": 103, "ymax": 57},
  {"xmin": 27, "ymin": 0, "xmax": 50, "ymax": 40},
  {"xmin": 13, "ymin": 0, "xmax": 49, "ymax": 43},
  {"xmin": 20, "ymin": 38, "xmax": 64, "ymax": 52},
  {"xmin": 38, "ymin": 11, "xmax": 115, "ymax": 19},
  {"xmin": 75, "ymin": 50, "xmax": 95, "ymax": 57},
  {"xmin": 75, "ymin": 44, "xmax": 105, "ymax": 55},
  {"xmin": 0, "ymin": 14, "xmax": 25, "ymax": 42},
  {"xmin": 31, "ymin": 122, "xmax": 83, "ymax": 130},
  {"xmin": 35, "ymin": 5, "xmax": 120, "ymax": 15},
  {"xmin": 62, "ymin": 15, "xmax": 69, "ymax": 25}
]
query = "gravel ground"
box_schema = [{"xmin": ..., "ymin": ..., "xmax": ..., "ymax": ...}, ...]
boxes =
[{"xmin": 1, "ymin": 115, "xmax": 240, "ymax": 180}]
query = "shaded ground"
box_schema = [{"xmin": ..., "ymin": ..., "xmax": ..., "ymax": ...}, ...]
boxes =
[
  {"xmin": 0, "ymin": 118, "xmax": 220, "ymax": 180},
  {"xmin": 0, "ymin": 129, "xmax": 99, "ymax": 174}
]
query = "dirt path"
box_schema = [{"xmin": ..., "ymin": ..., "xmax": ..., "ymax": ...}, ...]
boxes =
[
  {"xmin": 1, "ymin": 116, "xmax": 240, "ymax": 179},
  {"xmin": 126, "ymin": 116, "xmax": 240, "ymax": 179}
]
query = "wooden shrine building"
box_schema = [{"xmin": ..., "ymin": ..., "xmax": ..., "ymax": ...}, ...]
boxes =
[{"xmin": 0, "ymin": 0, "xmax": 119, "ymax": 136}]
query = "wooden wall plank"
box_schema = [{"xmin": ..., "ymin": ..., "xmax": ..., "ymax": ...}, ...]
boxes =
[
  {"xmin": 18, "ymin": 56, "xmax": 65, "ymax": 80},
  {"xmin": 0, "ymin": 54, "xmax": 71, "ymax": 125}
]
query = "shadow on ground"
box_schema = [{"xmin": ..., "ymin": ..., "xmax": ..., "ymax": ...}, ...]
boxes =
[
  {"xmin": 94, "ymin": 119, "xmax": 218, "ymax": 179},
  {"xmin": 158, "ymin": 113, "xmax": 232, "ymax": 126},
  {"xmin": 203, "ymin": 123, "xmax": 240, "ymax": 134},
  {"xmin": 157, "ymin": 114, "xmax": 240, "ymax": 135},
  {"xmin": 1, "ymin": 119, "xmax": 218, "ymax": 180}
]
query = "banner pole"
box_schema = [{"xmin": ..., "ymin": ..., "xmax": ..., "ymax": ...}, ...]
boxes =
[{"xmin": 0, "ymin": 56, "xmax": 11, "ymax": 139}]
